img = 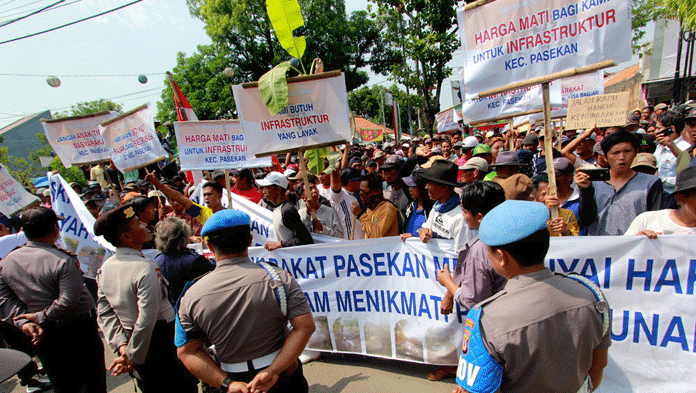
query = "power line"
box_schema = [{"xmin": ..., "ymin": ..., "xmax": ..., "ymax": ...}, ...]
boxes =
[
  {"xmin": 0, "ymin": 0, "xmax": 45, "ymax": 14},
  {"xmin": 0, "ymin": 0, "xmax": 65, "ymax": 28},
  {"xmin": 0, "ymin": 71, "xmax": 165, "ymax": 77},
  {"xmin": 0, "ymin": 0, "xmax": 143, "ymax": 45},
  {"xmin": 0, "ymin": 0, "xmax": 82, "ymax": 23}
]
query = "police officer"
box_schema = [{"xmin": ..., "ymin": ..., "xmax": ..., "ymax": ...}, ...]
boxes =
[
  {"xmin": 94, "ymin": 204, "xmax": 197, "ymax": 392},
  {"xmin": 0, "ymin": 207, "xmax": 106, "ymax": 392},
  {"xmin": 452, "ymin": 200, "xmax": 611, "ymax": 393},
  {"xmin": 176, "ymin": 209, "xmax": 315, "ymax": 393}
]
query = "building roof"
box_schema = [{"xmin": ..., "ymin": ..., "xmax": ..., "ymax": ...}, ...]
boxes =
[
  {"xmin": 604, "ymin": 63, "xmax": 640, "ymax": 88},
  {"xmin": 0, "ymin": 111, "xmax": 51, "ymax": 135},
  {"xmin": 354, "ymin": 116, "xmax": 393, "ymax": 134}
]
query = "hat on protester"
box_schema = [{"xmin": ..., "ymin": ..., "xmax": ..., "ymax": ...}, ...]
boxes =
[
  {"xmin": 671, "ymin": 166, "xmax": 696, "ymax": 196},
  {"xmin": 380, "ymin": 159, "xmax": 403, "ymax": 171},
  {"xmin": 625, "ymin": 113, "xmax": 640, "ymax": 126},
  {"xmin": 592, "ymin": 142, "xmax": 604, "ymax": 155},
  {"xmin": 365, "ymin": 159, "xmax": 377, "ymax": 168},
  {"xmin": 516, "ymin": 149, "xmax": 533, "ymax": 166},
  {"xmin": 401, "ymin": 175, "xmax": 417, "ymax": 187},
  {"xmin": 374, "ymin": 150, "xmax": 386, "ymax": 159},
  {"xmin": 349, "ymin": 157, "xmax": 362, "ymax": 167},
  {"xmin": 42, "ymin": 189, "xmax": 51, "ymax": 197},
  {"xmin": 686, "ymin": 106, "xmax": 696, "ymax": 121},
  {"xmin": 459, "ymin": 157, "xmax": 488, "ymax": 172},
  {"xmin": 201, "ymin": 209, "xmax": 251, "ymax": 237},
  {"xmin": 479, "ymin": 200, "xmax": 549, "ymax": 246},
  {"xmin": 431, "ymin": 146, "xmax": 443, "ymax": 155},
  {"xmin": 87, "ymin": 181, "xmax": 100, "ymax": 189},
  {"xmin": 20, "ymin": 207, "xmax": 64, "ymax": 235},
  {"xmin": 283, "ymin": 168, "xmax": 297, "ymax": 178},
  {"xmin": 420, "ymin": 155, "xmax": 446, "ymax": 169},
  {"xmin": 288, "ymin": 171, "xmax": 312, "ymax": 181},
  {"xmin": 418, "ymin": 159, "xmax": 463, "ymax": 188},
  {"xmin": 472, "ymin": 144, "xmax": 491, "ymax": 156},
  {"xmin": 257, "ymin": 171, "xmax": 289, "ymax": 189},
  {"xmin": 453, "ymin": 141, "xmax": 463, "ymax": 149},
  {"xmin": 490, "ymin": 150, "xmax": 525, "ymax": 167},
  {"xmin": 552, "ymin": 157, "xmax": 574, "ymax": 176},
  {"xmin": 340, "ymin": 167, "xmax": 361, "ymax": 184},
  {"xmin": 463, "ymin": 136, "xmax": 479, "ymax": 149},
  {"xmin": 0, "ymin": 348, "xmax": 30, "ymax": 383},
  {"xmin": 493, "ymin": 174, "xmax": 533, "ymax": 201},
  {"xmin": 655, "ymin": 103, "xmax": 668, "ymax": 111},
  {"xmin": 136, "ymin": 179, "xmax": 149, "ymax": 188},
  {"xmin": 123, "ymin": 181, "xmax": 137, "ymax": 191},
  {"xmin": 211, "ymin": 170, "xmax": 225, "ymax": 180},
  {"xmin": 630, "ymin": 153, "xmax": 657, "ymax": 170},
  {"xmin": 287, "ymin": 163, "xmax": 300, "ymax": 172},
  {"xmin": 522, "ymin": 133, "xmax": 539, "ymax": 146},
  {"xmin": 93, "ymin": 204, "xmax": 138, "ymax": 241},
  {"xmin": 538, "ymin": 129, "xmax": 557, "ymax": 140},
  {"xmin": 147, "ymin": 190, "xmax": 165, "ymax": 199}
]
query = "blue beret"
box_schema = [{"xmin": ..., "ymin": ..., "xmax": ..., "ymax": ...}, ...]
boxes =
[
  {"xmin": 201, "ymin": 209, "xmax": 250, "ymax": 237},
  {"xmin": 479, "ymin": 200, "xmax": 549, "ymax": 246}
]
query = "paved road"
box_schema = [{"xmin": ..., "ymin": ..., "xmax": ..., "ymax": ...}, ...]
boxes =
[{"xmin": 1, "ymin": 339, "xmax": 456, "ymax": 393}]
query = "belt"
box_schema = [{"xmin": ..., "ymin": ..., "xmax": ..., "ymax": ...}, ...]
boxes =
[{"xmin": 219, "ymin": 349, "xmax": 281, "ymax": 373}]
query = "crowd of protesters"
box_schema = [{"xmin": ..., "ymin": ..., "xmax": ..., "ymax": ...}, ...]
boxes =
[{"xmin": 1, "ymin": 100, "xmax": 696, "ymax": 392}]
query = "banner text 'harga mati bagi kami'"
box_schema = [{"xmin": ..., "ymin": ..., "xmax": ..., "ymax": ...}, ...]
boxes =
[
  {"xmin": 98, "ymin": 103, "xmax": 168, "ymax": 173},
  {"xmin": 174, "ymin": 120, "xmax": 272, "ymax": 171},
  {"xmin": 0, "ymin": 165, "xmax": 39, "ymax": 216},
  {"xmin": 248, "ymin": 235, "xmax": 696, "ymax": 392},
  {"xmin": 232, "ymin": 73, "xmax": 352, "ymax": 156},
  {"xmin": 457, "ymin": 0, "xmax": 632, "ymax": 100},
  {"xmin": 41, "ymin": 112, "xmax": 117, "ymax": 167}
]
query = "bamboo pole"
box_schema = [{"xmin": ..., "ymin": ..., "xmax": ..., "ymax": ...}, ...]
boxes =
[
  {"xmin": 542, "ymin": 82, "xmax": 558, "ymax": 220},
  {"xmin": 464, "ymin": 0, "xmax": 497, "ymax": 11},
  {"xmin": 476, "ymin": 60, "xmax": 616, "ymax": 99},
  {"xmin": 224, "ymin": 169, "xmax": 233, "ymax": 209},
  {"xmin": 241, "ymin": 70, "xmax": 342, "ymax": 89}
]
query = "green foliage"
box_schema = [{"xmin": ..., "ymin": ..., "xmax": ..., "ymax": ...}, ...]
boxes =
[
  {"xmin": 53, "ymin": 99, "xmax": 123, "ymax": 119},
  {"xmin": 662, "ymin": 0, "xmax": 696, "ymax": 31},
  {"xmin": 259, "ymin": 61, "xmax": 292, "ymax": 115},
  {"xmin": 370, "ymin": 0, "xmax": 459, "ymax": 134},
  {"xmin": 631, "ymin": 0, "xmax": 666, "ymax": 55},
  {"xmin": 156, "ymin": 45, "xmax": 241, "ymax": 123},
  {"xmin": 348, "ymin": 84, "xmax": 419, "ymax": 134},
  {"xmin": 303, "ymin": 147, "xmax": 328, "ymax": 174},
  {"xmin": 266, "ymin": 0, "xmax": 307, "ymax": 64}
]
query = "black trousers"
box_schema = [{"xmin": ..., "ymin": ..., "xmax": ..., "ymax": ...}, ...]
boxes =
[
  {"xmin": 0, "ymin": 322, "xmax": 38, "ymax": 384},
  {"xmin": 37, "ymin": 314, "xmax": 107, "ymax": 393},
  {"xmin": 217, "ymin": 359, "xmax": 308, "ymax": 393},
  {"xmin": 133, "ymin": 320, "xmax": 198, "ymax": 393}
]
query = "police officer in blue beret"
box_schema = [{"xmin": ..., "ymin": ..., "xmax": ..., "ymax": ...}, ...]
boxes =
[
  {"xmin": 452, "ymin": 200, "xmax": 611, "ymax": 393},
  {"xmin": 176, "ymin": 209, "xmax": 315, "ymax": 393}
]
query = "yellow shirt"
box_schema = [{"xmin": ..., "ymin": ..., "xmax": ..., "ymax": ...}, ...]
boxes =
[{"xmin": 548, "ymin": 208, "xmax": 579, "ymax": 236}]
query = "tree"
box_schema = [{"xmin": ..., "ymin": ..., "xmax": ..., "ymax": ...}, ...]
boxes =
[
  {"xmin": 631, "ymin": 0, "xmax": 667, "ymax": 55},
  {"xmin": 53, "ymin": 99, "xmax": 123, "ymax": 119},
  {"xmin": 349, "ymin": 84, "xmax": 419, "ymax": 134},
  {"xmin": 370, "ymin": 0, "xmax": 459, "ymax": 134},
  {"xmin": 663, "ymin": 0, "xmax": 696, "ymax": 31},
  {"xmin": 185, "ymin": 0, "xmax": 394, "ymax": 91}
]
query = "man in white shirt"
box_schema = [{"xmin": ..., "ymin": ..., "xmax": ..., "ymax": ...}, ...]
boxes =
[{"xmin": 654, "ymin": 111, "xmax": 692, "ymax": 193}]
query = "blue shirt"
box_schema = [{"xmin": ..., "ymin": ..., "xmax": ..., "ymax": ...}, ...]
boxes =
[{"xmin": 405, "ymin": 201, "xmax": 427, "ymax": 236}]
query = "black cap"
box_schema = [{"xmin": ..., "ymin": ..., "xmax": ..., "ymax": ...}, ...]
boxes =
[
  {"xmin": 20, "ymin": 207, "xmax": 63, "ymax": 238},
  {"xmin": 672, "ymin": 166, "xmax": 696, "ymax": 196},
  {"xmin": 93, "ymin": 204, "xmax": 138, "ymax": 244}
]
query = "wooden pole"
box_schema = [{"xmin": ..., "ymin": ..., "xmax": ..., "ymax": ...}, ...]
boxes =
[
  {"xmin": 298, "ymin": 151, "xmax": 317, "ymax": 221},
  {"xmin": 476, "ymin": 60, "xmax": 616, "ymax": 99},
  {"xmin": 224, "ymin": 169, "xmax": 233, "ymax": 209},
  {"xmin": 542, "ymin": 82, "xmax": 559, "ymax": 220}
]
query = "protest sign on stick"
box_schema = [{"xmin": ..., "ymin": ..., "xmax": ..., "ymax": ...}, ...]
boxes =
[
  {"xmin": 99, "ymin": 103, "xmax": 168, "ymax": 173},
  {"xmin": 233, "ymin": 71, "xmax": 351, "ymax": 157},
  {"xmin": 565, "ymin": 91, "xmax": 631, "ymax": 130},
  {"xmin": 0, "ymin": 165, "xmax": 39, "ymax": 216},
  {"xmin": 41, "ymin": 111, "xmax": 117, "ymax": 167}
]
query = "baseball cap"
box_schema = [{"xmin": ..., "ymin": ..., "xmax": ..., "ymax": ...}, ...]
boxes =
[
  {"xmin": 473, "ymin": 144, "xmax": 491, "ymax": 156},
  {"xmin": 552, "ymin": 157, "xmax": 574, "ymax": 176},
  {"xmin": 211, "ymin": 170, "xmax": 225, "ymax": 180},
  {"xmin": 463, "ymin": 136, "xmax": 479, "ymax": 149},
  {"xmin": 459, "ymin": 157, "xmax": 488, "ymax": 172},
  {"xmin": 655, "ymin": 103, "xmax": 668, "ymax": 111},
  {"xmin": 256, "ymin": 172, "xmax": 289, "ymax": 189},
  {"xmin": 630, "ymin": 153, "xmax": 657, "ymax": 170},
  {"xmin": 522, "ymin": 133, "xmax": 539, "ymax": 145}
]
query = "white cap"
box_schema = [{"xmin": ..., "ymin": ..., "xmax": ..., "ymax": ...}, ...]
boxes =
[
  {"xmin": 257, "ymin": 172, "xmax": 289, "ymax": 189},
  {"xmin": 463, "ymin": 136, "xmax": 479, "ymax": 148}
]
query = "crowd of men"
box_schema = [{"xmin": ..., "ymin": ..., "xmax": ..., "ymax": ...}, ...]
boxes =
[{"xmin": 0, "ymin": 100, "xmax": 695, "ymax": 392}]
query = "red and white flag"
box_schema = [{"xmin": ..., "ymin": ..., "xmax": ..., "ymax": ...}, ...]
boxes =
[{"xmin": 166, "ymin": 72, "xmax": 198, "ymax": 121}]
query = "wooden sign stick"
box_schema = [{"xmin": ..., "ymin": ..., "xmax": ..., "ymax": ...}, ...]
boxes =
[
  {"xmin": 224, "ymin": 169, "xmax": 233, "ymax": 209},
  {"xmin": 542, "ymin": 82, "xmax": 559, "ymax": 220}
]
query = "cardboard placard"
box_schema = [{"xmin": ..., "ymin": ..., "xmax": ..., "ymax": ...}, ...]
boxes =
[{"xmin": 565, "ymin": 91, "xmax": 630, "ymax": 130}]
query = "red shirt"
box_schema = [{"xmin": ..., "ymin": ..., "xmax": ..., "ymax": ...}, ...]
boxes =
[{"xmin": 231, "ymin": 186, "xmax": 262, "ymax": 203}]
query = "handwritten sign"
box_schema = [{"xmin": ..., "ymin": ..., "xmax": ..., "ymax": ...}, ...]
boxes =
[
  {"xmin": 233, "ymin": 73, "xmax": 351, "ymax": 156},
  {"xmin": 565, "ymin": 91, "xmax": 630, "ymax": 130},
  {"xmin": 41, "ymin": 112, "xmax": 117, "ymax": 166},
  {"xmin": 457, "ymin": 0, "xmax": 631, "ymax": 99},
  {"xmin": 99, "ymin": 104, "xmax": 168, "ymax": 173},
  {"xmin": 0, "ymin": 165, "xmax": 39, "ymax": 216}
]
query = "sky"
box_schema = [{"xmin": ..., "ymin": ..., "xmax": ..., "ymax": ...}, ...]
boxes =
[
  {"xmin": 0, "ymin": 0, "xmax": 371, "ymax": 129},
  {"xmin": 0, "ymin": 0, "xmax": 644, "ymax": 130}
]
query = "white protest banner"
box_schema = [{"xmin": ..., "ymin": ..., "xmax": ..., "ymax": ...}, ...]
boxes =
[
  {"xmin": 566, "ymin": 91, "xmax": 630, "ymax": 130},
  {"xmin": 99, "ymin": 103, "xmax": 168, "ymax": 173},
  {"xmin": 0, "ymin": 165, "xmax": 39, "ymax": 217},
  {"xmin": 47, "ymin": 172, "xmax": 114, "ymax": 279},
  {"xmin": 435, "ymin": 105, "xmax": 462, "ymax": 133},
  {"xmin": 246, "ymin": 235, "xmax": 696, "ymax": 391},
  {"xmin": 41, "ymin": 112, "xmax": 116, "ymax": 166},
  {"xmin": 458, "ymin": 69, "xmax": 562, "ymax": 123},
  {"xmin": 174, "ymin": 120, "xmax": 271, "ymax": 171},
  {"xmin": 233, "ymin": 72, "xmax": 351, "ymax": 156},
  {"xmin": 457, "ymin": 0, "xmax": 632, "ymax": 100}
]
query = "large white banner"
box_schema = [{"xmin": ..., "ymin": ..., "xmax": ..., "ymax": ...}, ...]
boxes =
[
  {"xmin": 174, "ymin": 120, "xmax": 272, "ymax": 171},
  {"xmin": 457, "ymin": 0, "xmax": 632, "ymax": 100},
  {"xmin": 99, "ymin": 104, "xmax": 168, "ymax": 173},
  {"xmin": 233, "ymin": 74, "xmax": 351, "ymax": 156},
  {"xmin": 0, "ymin": 165, "xmax": 39, "ymax": 217},
  {"xmin": 41, "ymin": 112, "xmax": 117, "ymax": 166},
  {"xmin": 458, "ymin": 70, "xmax": 562, "ymax": 123},
  {"xmin": 248, "ymin": 235, "xmax": 696, "ymax": 392},
  {"xmin": 47, "ymin": 172, "xmax": 114, "ymax": 279}
]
